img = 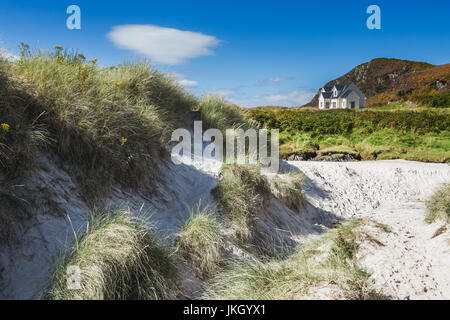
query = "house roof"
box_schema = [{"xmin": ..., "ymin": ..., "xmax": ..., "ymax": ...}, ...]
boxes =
[
  {"xmin": 321, "ymin": 92, "xmax": 333, "ymax": 98},
  {"xmin": 320, "ymin": 83, "xmax": 354, "ymax": 99},
  {"xmin": 341, "ymin": 90, "xmax": 353, "ymax": 98}
]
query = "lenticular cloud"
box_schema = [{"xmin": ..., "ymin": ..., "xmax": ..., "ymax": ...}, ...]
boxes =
[{"xmin": 107, "ymin": 24, "xmax": 220, "ymax": 65}]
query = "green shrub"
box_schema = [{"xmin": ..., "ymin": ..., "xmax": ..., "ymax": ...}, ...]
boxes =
[
  {"xmin": 249, "ymin": 107, "xmax": 450, "ymax": 162},
  {"xmin": 250, "ymin": 108, "xmax": 449, "ymax": 135},
  {"xmin": 47, "ymin": 209, "xmax": 178, "ymax": 300},
  {"xmin": 417, "ymin": 92, "xmax": 450, "ymax": 108},
  {"xmin": 176, "ymin": 207, "xmax": 224, "ymax": 278}
]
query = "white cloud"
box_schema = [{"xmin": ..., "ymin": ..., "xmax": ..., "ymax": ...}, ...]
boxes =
[
  {"xmin": 107, "ymin": 24, "xmax": 220, "ymax": 65},
  {"xmin": 211, "ymin": 89, "xmax": 235, "ymax": 97},
  {"xmin": 230, "ymin": 90, "xmax": 315, "ymax": 108},
  {"xmin": 257, "ymin": 76, "xmax": 295, "ymax": 86},
  {"xmin": 258, "ymin": 77, "xmax": 283, "ymax": 86},
  {"xmin": 0, "ymin": 48, "xmax": 19, "ymax": 62},
  {"xmin": 178, "ymin": 79, "xmax": 198, "ymax": 87},
  {"xmin": 169, "ymin": 72, "xmax": 198, "ymax": 88}
]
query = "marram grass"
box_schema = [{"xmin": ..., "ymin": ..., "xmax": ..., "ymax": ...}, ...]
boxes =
[
  {"xmin": 46, "ymin": 209, "xmax": 178, "ymax": 300},
  {"xmin": 198, "ymin": 95, "xmax": 255, "ymax": 131},
  {"xmin": 205, "ymin": 219, "xmax": 387, "ymax": 300},
  {"xmin": 270, "ymin": 172, "xmax": 306, "ymax": 211},
  {"xmin": 212, "ymin": 163, "xmax": 271, "ymax": 242},
  {"xmin": 2, "ymin": 48, "xmax": 196, "ymax": 198},
  {"xmin": 425, "ymin": 184, "xmax": 450, "ymax": 224},
  {"xmin": 176, "ymin": 207, "xmax": 224, "ymax": 278}
]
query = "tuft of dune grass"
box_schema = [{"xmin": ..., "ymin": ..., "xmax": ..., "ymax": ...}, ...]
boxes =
[
  {"xmin": 198, "ymin": 95, "xmax": 254, "ymax": 132},
  {"xmin": 270, "ymin": 172, "xmax": 306, "ymax": 211},
  {"xmin": 2, "ymin": 48, "xmax": 196, "ymax": 198},
  {"xmin": 0, "ymin": 55, "xmax": 50, "ymax": 173},
  {"xmin": 46, "ymin": 209, "xmax": 178, "ymax": 300},
  {"xmin": 205, "ymin": 219, "xmax": 386, "ymax": 300},
  {"xmin": 425, "ymin": 184, "xmax": 450, "ymax": 224},
  {"xmin": 212, "ymin": 164, "xmax": 271, "ymax": 242},
  {"xmin": 176, "ymin": 207, "xmax": 224, "ymax": 279}
]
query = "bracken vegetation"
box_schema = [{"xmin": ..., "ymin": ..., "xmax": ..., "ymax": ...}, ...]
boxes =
[
  {"xmin": 425, "ymin": 184, "xmax": 450, "ymax": 224},
  {"xmin": 176, "ymin": 206, "xmax": 225, "ymax": 278},
  {"xmin": 250, "ymin": 108, "xmax": 450, "ymax": 162},
  {"xmin": 46, "ymin": 209, "xmax": 178, "ymax": 300},
  {"xmin": 294, "ymin": 59, "xmax": 449, "ymax": 163},
  {"xmin": 205, "ymin": 219, "xmax": 387, "ymax": 300},
  {"xmin": 416, "ymin": 91, "xmax": 450, "ymax": 108}
]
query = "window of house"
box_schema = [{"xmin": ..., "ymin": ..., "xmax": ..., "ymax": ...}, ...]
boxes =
[
  {"xmin": 325, "ymin": 102, "xmax": 330, "ymax": 109},
  {"xmin": 332, "ymin": 102, "xmax": 336, "ymax": 108},
  {"xmin": 351, "ymin": 101, "xmax": 355, "ymax": 108},
  {"xmin": 320, "ymin": 102, "xmax": 323, "ymax": 108}
]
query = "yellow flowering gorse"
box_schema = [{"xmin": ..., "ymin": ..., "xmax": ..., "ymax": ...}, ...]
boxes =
[{"xmin": 1, "ymin": 123, "xmax": 10, "ymax": 132}]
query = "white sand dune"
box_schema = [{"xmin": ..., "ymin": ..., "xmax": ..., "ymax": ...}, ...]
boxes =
[
  {"xmin": 288, "ymin": 160, "xmax": 450, "ymax": 299},
  {"xmin": 0, "ymin": 155, "xmax": 448, "ymax": 299}
]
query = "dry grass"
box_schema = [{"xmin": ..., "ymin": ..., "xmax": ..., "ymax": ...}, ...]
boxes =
[
  {"xmin": 0, "ymin": 56, "xmax": 51, "ymax": 174},
  {"xmin": 198, "ymin": 95, "xmax": 254, "ymax": 131},
  {"xmin": 270, "ymin": 172, "xmax": 306, "ymax": 211},
  {"xmin": 205, "ymin": 219, "xmax": 387, "ymax": 300},
  {"xmin": 212, "ymin": 164, "xmax": 271, "ymax": 242},
  {"xmin": 425, "ymin": 184, "xmax": 450, "ymax": 224},
  {"xmin": 176, "ymin": 206, "xmax": 224, "ymax": 279},
  {"xmin": 46, "ymin": 209, "xmax": 178, "ymax": 300},
  {"xmin": 1, "ymin": 48, "xmax": 196, "ymax": 199}
]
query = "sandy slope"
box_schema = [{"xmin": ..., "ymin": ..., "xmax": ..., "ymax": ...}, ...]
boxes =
[
  {"xmin": 288, "ymin": 160, "xmax": 450, "ymax": 299},
  {"xmin": 0, "ymin": 152, "xmax": 221, "ymax": 299},
  {"xmin": 0, "ymin": 155, "xmax": 448, "ymax": 299}
]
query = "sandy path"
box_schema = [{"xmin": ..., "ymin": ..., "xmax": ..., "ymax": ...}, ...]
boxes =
[
  {"xmin": 288, "ymin": 160, "xmax": 450, "ymax": 299},
  {"xmin": 360, "ymin": 200, "xmax": 450, "ymax": 299}
]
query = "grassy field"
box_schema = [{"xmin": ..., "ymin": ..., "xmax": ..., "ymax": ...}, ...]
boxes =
[{"xmin": 250, "ymin": 104, "xmax": 450, "ymax": 162}]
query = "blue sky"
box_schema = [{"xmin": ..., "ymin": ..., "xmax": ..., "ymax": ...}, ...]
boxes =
[{"xmin": 1, "ymin": 0, "xmax": 449, "ymax": 107}]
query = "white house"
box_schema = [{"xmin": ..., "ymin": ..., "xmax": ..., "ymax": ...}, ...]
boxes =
[{"xmin": 318, "ymin": 83, "xmax": 366, "ymax": 109}]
